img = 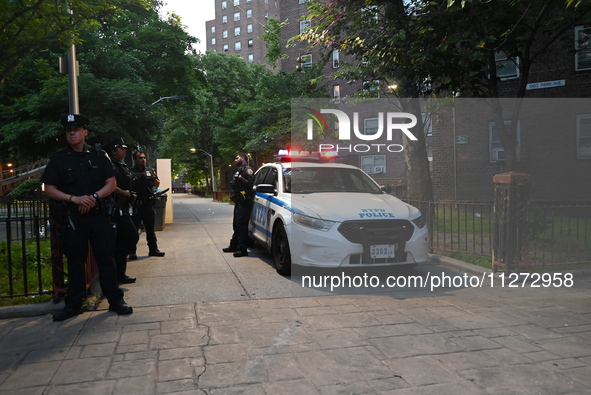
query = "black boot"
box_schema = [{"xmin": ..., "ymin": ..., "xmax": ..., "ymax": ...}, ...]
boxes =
[{"xmin": 53, "ymin": 306, "xmax": 83, "ymax": 321}]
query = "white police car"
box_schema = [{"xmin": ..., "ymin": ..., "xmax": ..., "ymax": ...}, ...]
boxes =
[{"xmin": 248, "ymin": 153, "xmax": 429, "ymax": 275}]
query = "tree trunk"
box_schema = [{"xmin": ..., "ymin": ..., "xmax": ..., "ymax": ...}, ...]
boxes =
[{"xmin": 402, "ymin": 99, "xmax": 434, "ymax": 201}]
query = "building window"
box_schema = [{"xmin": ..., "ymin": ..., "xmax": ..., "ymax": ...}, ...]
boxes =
[
  {"xmin": 234, "ymin": 0, "xmax": 240, "ymax": 5},
  {"xmin": 332, "ymin": 49, "xmax": 340, "ymax": 68},
  {"xmin": 222, "ymin": 1, "xmax": 227, "ymax": 9},
  {"xmin": 422, "ymin": 113, "xmax": 432, "ymax": 137},
  {"xmin": 235, "ymin": 41, "xmax": 241, "ymax": 51},
  {"xmin": 299, "ymin": 0, "xmax": 310, "ymax": 3},
  {"xmin": 362, "ymin": 80, "xmax": 380, "ymax": 97},
  {"xmin": 222, "ymin": 15, "xmax": 228, "ymax": 23},
  {"xmin": 577, "ymin": 114, "xmax": 591, "ymax": 158},
  {"xmin": 222, "ymin": 30, "xmax": 228, "ymax": 38},
  {"xmin": 246, "ymin": 0, "xmax": 252, "ymax": 2},
  {"xmin": 265, "ymin": 10, "xmax": 268, "ymax": 18},
  {"xmin": 248, "ymin": 39, "xmax": 254, "ymax": 47},
  {"xmin": 495, "ymin": 51, "xmax": 519, "ymax": 79},
  {"xmin": 211, "ymin": 26, "xmax": 216, "ymax": 33},
  {"xmin": 248, "ymin": 54, "xmax": 254, "ymax": 63},
  {"xmin": 234, "ymin": 12, "xmax": 240, "ymax": 21},
  {"xmin": 364, "ymin": 117, "xmax": 380, "ymax": 135},
  {"xmin": 333, "ymin": 85, "xmax": 340, "ymax": 102},
  {"xmin": 361, "ymin": 155, "xmax": 386, "ymax": 174},
  {"xmin": 297, "ymin": 53, "xmax": 312, "ymax": 71},
  {"xmin": 247, "ymin": 9, "xmax": 252, "ymax": 18},
  {"xmin": 575, "ymin": 26, "xmax": 591, "ymax": 71},
  {"xmin": 223, "ymin": 44, "xmax": 229, "ymax": 52},
  {"xmin": 489, "ymin": 120, "xmax": 521, "ymax": 163},
  {"xmin": 247, "ymin": 24, "xmax": 253, "ymax": 33},
  {"xmin": 300, "ymin": 20, "xmax": 311, "ymax": 34},
  {"xmin": 234, "ymin": 27, "xmax": 241, "ymax": 36},
  {"xmin": 211, "ymin": 38, "xmax": 216, "ymax": 45}
]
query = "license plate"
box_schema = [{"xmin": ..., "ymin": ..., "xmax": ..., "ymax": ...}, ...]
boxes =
[{"xmin": 370, "ymin": 245, "xmax": 396, "ymax": 259}]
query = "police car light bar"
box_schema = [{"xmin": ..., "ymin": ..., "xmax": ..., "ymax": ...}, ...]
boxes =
[{"xmin": 274, "ymin": 149, "xmax": 342, "ymax": 162}]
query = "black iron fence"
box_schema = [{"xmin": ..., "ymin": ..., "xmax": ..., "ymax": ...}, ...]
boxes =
[
  {"xmin": 404, "ymin": 198, "xmax": 591, "ymax": 270},
  {"xmin": 0, "ymin": 197, "xmax": 52, "ymax": 299}
]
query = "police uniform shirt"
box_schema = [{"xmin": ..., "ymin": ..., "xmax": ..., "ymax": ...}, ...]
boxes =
[
  {"xmin": 131, "ymin": 166, "xmax": 158, "ymax": 199},
  {"xmin": 231, "ymin": 165, "xmax": 255, "ymax": 197},
  {"xmin": 112, "ymin": 159, "xmax": 134, "ymax": 211},
  {"xmin": 113, "ymin": 159, "xmax": 133, "ymax": 191},
  {"xmin": 41, "ymin": 144, "xmax": 116, "ymax": 196}
]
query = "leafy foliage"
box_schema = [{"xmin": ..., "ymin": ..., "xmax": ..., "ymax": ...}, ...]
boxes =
[
  {"xmin": 0, "ymin": 0, "xmax": 151, "ymax": 91},
  {"xmin": 8, "ymin": 178, "xmax": 42, "ymax": 199},
  {"xmin": 0, "ymin": 0, "xmax": 197, "ymax": 163}
]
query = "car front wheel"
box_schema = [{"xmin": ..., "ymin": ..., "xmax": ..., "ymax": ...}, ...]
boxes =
[{"xmin": 272, "ymin": 224, "xmax": 291, "ymax": 275}]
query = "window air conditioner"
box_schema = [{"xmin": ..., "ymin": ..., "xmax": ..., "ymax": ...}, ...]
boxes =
[
  {"xmin": 491, "ymin": 149, "xmax": 505, "ymax": 162},
  {"xmin": 374, "ymin": 166, "xmax": 384, "ymax": 173}
]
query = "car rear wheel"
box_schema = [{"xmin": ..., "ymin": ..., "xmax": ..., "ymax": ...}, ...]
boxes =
[{"xmin": 272, "ymin": 224, "xmax": 291, "ymax": 275}]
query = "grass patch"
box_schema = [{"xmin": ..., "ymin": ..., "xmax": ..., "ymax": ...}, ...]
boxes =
[
  {"xmin": 0, "ymin": 239, "xmax": 53, "ymax": 306},
  {"xmin": 434, "ymin": 250, "xmax": 492, "ymax": 270}
]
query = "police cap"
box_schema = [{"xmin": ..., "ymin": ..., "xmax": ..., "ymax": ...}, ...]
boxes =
[
  {"xmin": 61, "ymin": 114, "xmax": 89, "ymax": 129},
  {"xmin": 104, "ymin": 137, "xmax": 128, "ymax": 152}
]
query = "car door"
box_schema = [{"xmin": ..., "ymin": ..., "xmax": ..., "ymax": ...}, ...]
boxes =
[{"xmin": 250, "ymin": 166, "xmax": 271, "ymax": 244}]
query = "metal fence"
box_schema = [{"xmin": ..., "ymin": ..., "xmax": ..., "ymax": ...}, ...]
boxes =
[
  {"xmin": 0, "ymin": 197, "xmax": 52, "ymax": 299},
  {"xmin": 528, "ymin": 203, "xmax": 591, "ymax": 268},
  {"xmin": 404, "ymin": 198, "xmax": 591, "ymax": 269}
]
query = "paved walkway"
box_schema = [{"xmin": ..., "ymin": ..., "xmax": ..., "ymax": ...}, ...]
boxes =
[{"xmin": 0, "ymin": 195, "xmax": 590, "ymax": 394}]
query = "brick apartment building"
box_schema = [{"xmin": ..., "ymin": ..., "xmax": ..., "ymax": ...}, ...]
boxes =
[
  {"xmin": 205, "ymin": 0, "xmax": 280, "ymax": 65},
  {"xmin": 431, "ymin": 23, "xmax": 591, "ymax": 202}
]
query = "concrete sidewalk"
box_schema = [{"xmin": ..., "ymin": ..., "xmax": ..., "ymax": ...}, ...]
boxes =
[{"xmin": 0, "ymin": 195, "xmax": 590, "ymax": 394}]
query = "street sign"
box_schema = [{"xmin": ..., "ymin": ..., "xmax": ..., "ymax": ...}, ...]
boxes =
[{"xmin": 456, "ymin": 135, "xmax": 468, "ymax": 145}]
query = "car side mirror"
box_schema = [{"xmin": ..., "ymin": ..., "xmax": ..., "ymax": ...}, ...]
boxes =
[
  {"xmin": 255, "ymin": 184, "xmax": 277, "ymax": 196},
  {"xmin": 380, "ymin": 185, "xmax": 392, "ymax": 194}
]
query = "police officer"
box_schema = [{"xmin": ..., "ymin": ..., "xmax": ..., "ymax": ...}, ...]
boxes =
[
  {"xmin": 104, "ymin": 137, "xmax": 138, "ymax": 284},
  {"xmin": 41, "ymin": 114, "xmax": 132, "ymax": 321},
  {"xmin": 129, "ymin": 151, "xmax": 165, "ymax": 258},
  {"xmin": 223, "ymin": 153, "xmax": 254, "ymax": 257}
]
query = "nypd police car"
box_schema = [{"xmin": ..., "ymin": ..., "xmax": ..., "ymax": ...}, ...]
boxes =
[{"xmin": 248, "ymin": 153, "xmax": 429, "ymax": 275}]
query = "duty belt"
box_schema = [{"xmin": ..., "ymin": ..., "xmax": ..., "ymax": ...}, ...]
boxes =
[{"xmin": 135, "ymin": 197, "xmax": 154, "ymax": 206}]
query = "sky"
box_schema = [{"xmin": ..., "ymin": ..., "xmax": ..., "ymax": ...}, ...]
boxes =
[{"xmin": 159, "ymin": 0, "xmax": 216, "ymax": 53}]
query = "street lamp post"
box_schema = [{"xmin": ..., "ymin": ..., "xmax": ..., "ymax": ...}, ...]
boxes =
[{"xmin": 191, "ymin": 148, "xmax": 216, "ymax": 193}]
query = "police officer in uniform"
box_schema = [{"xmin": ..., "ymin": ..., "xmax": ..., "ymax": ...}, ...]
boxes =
[
  {"xmin": 41, "ymin": 114, "xmax": 133, "ymax": 321},
  {"xmin": 129, "ymin": 151, "xmax": 165, "ymax": 258},
  {"xmin": 223, "ymin": 153, "xmax": 254, "ymax": 257},
  {"xmin": 104, "ymin": 137, "xmax": 138, "ymax": 284}
]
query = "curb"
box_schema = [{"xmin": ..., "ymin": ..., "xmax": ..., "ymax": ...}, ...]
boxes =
[
  {"xmin": 430, "ymin": 254, "xmax": 491, "ymax": 276},
  {"xmin": 0, "ymin": 300, "xmax": 63, "ymax": 320},
  {"xmin": 0, "ymin": 295, "xmax": 101, "ymax": 320},
  {"xmin": 430, "ymin": 253, "xmax": 591, "ymax": 278}
]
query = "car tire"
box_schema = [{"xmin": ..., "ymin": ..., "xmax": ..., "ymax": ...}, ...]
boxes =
[{"xmin": 272, "ymin": 224, "xmax": 291, "ymax": 275}]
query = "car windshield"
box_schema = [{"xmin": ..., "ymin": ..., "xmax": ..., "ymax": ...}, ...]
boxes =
[{"xmin": 283, "ymin": 166, "xmax": 383, "ymax": 194}]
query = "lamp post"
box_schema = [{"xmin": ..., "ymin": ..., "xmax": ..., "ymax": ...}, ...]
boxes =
[{"xmin": 190, "ymin": 148, "xmax": 216, "ymax": 193}]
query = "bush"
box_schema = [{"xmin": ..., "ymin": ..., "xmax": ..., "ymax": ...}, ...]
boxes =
[{"xmin": 9, "ymin": 179, "xmax": 42, "ymax": 200}]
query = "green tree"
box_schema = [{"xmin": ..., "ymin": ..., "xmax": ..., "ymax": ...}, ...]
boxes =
[
  {"xmin": 0, "ymin": 0, "xmax": 197, "ymax": 162},
  {"xmin": 160, "ymin": 52, "xmax": 327, "ymax": 190},
  {"xmin": 302, "ymin": 0, "xmax": 591, "ymax": 198},
  {"xmin": 0, "ymin": 0, "xmax": 150, "ymax": 91}
]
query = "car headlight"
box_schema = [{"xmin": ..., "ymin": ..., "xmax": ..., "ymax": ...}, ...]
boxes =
[
  {"xmin": 293, "ymin": 213, "xmax": 336, "ymax": 231},
  {"xmin": 412, "ymin": 214, "xmax": 426, "ymax": 229}
]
